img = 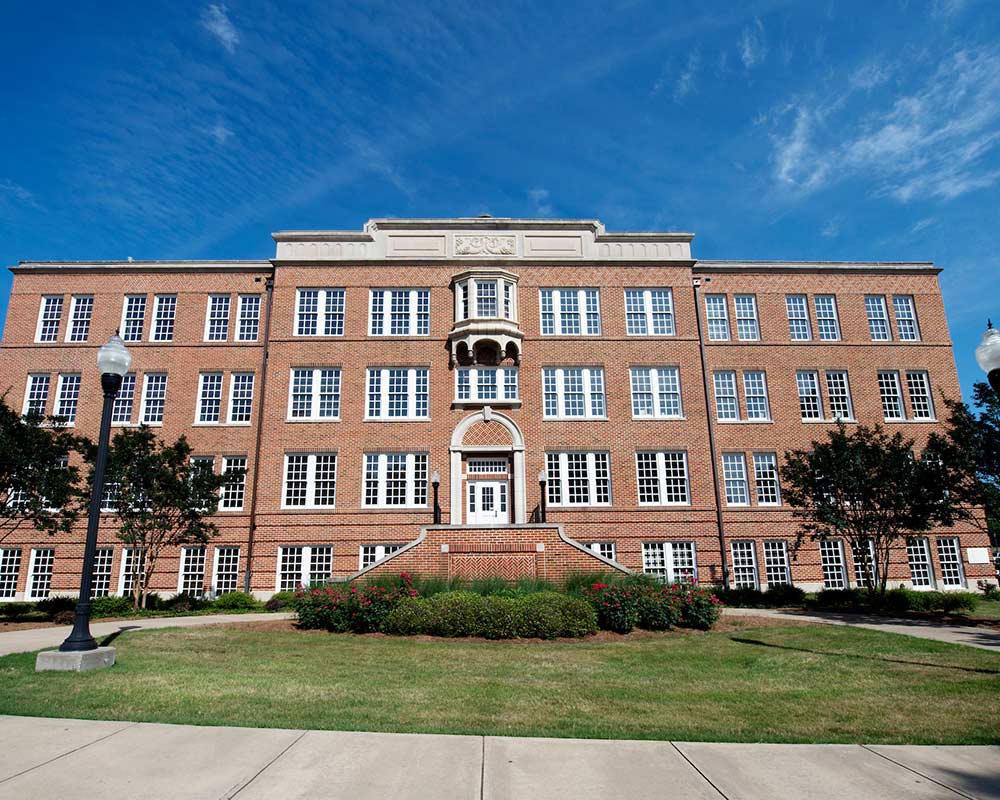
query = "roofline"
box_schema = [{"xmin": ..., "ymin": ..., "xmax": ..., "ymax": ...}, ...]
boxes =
[
  {"xmin": 694, "ymin": 259, "xmax": 940, "ymax": 274},
  {"xmin": 11, "ymin": 260, "xmax": 272, "ymax": 275}
]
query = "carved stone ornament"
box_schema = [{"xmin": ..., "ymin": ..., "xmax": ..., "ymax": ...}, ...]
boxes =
[{"xmin": 455, "ymin": 235, "xmax": 516, "ymax": 256}]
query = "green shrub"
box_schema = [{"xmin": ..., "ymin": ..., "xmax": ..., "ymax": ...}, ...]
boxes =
[
  {"xmin": 90, "ymin": 595, "xmax": 136, "ymax": 617},
  {"xmin": 810, "ymin": 588, "xmax": 866, "ymax": 610},
  {"xmin": 35, "ymin": 596, "xmax": 77, "ymax": 617},
  {"xmin": 582, "ymin": 582, "xmax": 640, "ymax": 633},
  {"xmin": 426, "ymin": 592, "xmax": 487, "ymax": 637},
  {"xmin": 635, "ymin": 587, "xmax": 680, "ymax": 631},
  {"xmin": 211, "ymin": 591, "xmax": 262, "ymax": 611},
  {"xmin": 762, "ymin": 584, "xmax": 806, "ymax": 607},
  {"xmin": 53, "ymin": 609, "xmax": 76, "ymax": 625},
  {"xmin": 515, "ymin": 578, "xmax": 558, "ymax": 595},
  {"xmin": 938, "ymin": 592, "xmax": 979, "ymax": 614},
  {"xmin": 479, "ymin": 595, "xmax": 523, "ymax": 638},
  {"xmin": 293, "ymin": 588, "xmax": 352, "ymax": 631},
  {"xmin": 292, "ymin": 584, "xmax": 417, "ymax": 632},
  {"xmin": 411, "ymin": 575, "xmax": 465, "ymax": 597},
  {"xmin": 163, "ymin": 592, "xmax": 210, "ymax": 612},
  {"xmin": 381, "ymin": 596, "xmax": 439, "ymax": 635},
  {"xmin": 265, "ymin": 591, "xmax": 296, "ymax": 611},
  {"xmin": 715, "ymin": 587, "xmax": 766, "ymax": 608},
  {"xmin": 469, "ymin": 577, "xmax": 512, "ymax": 597},
  {"xmin": 672, "ymin": 584, "xmax": 723, "ymax": 630},
  {"xmin": 0, "ymin": 602, "xmax": 34, "ymax": 620},
  {"xmin": 516, "ymin": 592, "xmax": 598, "ymax": 639}
]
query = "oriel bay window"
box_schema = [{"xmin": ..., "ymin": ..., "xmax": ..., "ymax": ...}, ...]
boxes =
[
  {"xmin": 545, "ymin": 452, "xmax": 611, "ymax": 506},
  {"xmin": 454, "ymin": 275, "xmax": 518, "ymax": 321},
  {"xmin": 456, "ymin": 366, "xmax": 519, "ymax": 404}
]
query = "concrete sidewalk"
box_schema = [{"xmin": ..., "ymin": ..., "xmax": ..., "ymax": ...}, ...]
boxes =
[
  {"xmin": 0, "ymin": 716, "xmax": 997, "ymax": 799},
  {"xmin": 723, "ymin": 607, "xmax": 1000, "ymax": 651},
  {"xmin": 0, "ymin": 612, "xmax": 295, "ymax": 656}
]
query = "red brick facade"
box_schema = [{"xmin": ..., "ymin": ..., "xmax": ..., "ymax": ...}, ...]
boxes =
[{"xmin": 0, "ymin": 219, "xmax": 992, "ymax": 599}]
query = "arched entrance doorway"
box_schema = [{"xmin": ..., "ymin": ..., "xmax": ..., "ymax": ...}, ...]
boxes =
[{"xmin": 449, "ymin": 408, "xmax": 526, "ymax": 524}]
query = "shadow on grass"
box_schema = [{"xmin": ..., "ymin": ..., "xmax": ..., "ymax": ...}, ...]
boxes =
[
  {"xmin": 729, "ymin": 637, "xmax": 1000, "ymax": 675},
  {"xmin": 99, "ymin": 626, "xmax": 141, "ymax": 647}
]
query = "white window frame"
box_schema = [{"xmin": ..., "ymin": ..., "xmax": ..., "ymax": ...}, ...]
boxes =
[
  {"xmin": 820, "ymin": 539, "xmax": 847, "ymax": 589},
  {"xmin": 0, "ymin": 548, "xmax": 22, "ymax": 599},
  {"xmin": 892, "ymin": 295, "xmax": 920, "ymax": 341},
  {"xmin": 236, "ymin": 294, "xmax": 261, "ymax": 342},
  {"xmin": 851, "ymin": 539, "xmax": 878, "ymax": 588},
  {"xmin": 226, "ymin": 373, "xmax": 255, "ymax": 424},
  {"xmin": 584, "ymin": 542, "xmax": 617, "ymax": 561},
  {"xmin": 878, "ymin": 370, "xmax": 905, "ymax": 421},
  {"xmin": 368, "ymin": 288, "xmax": 430, "ymax": 336},
  {"xmin": 743, "ymin": 371, "xmax": 771, "ymax": 421},
  {"xmin": 54, "ymin": 373, "xmax": 82, "ymax": 425},
  {"xmin": 139, "ymin": 373, "xmax": 168, "ymax": 425},
  {"xmin": 212, "ymin": 546, "xmax": 241, "ymax": 596},
  {"xmin": 731, "ymin": 541, "xmax": 759, "ymax": 589},
  {"xmin": 763, "ymin": 541, "xmax": 792, "ymax": 586},
  {"xmin": 752, "ymin": 452, "xmax": 782, "ymax": 506},
  {"xmin": 288, "ymin": 368, "xmax": 342, "ymax": 421},
  {"xmin": 150, "ymin": 294, "xmax": 177, "ymax": 342},
  {"xmin": 734, "ymin": 295, "xmax": 760, "ymax": 341},
  {"xmin": 545, "ymin": 451, "xmax": 612, "ymax": 507},
  {"xmin": 813, "ymin": 295, "xmax": 841, "ymax": 341},
  {"xmin": 120, "ymin": 295, "xmax": 147, "ymax": 342},
  {"xmin": 177, "ymin": 545, "xmax": 207, "ymax": 595},
  {"xmin": 281, "ymin": 453, "xmax": 339, "ymax": 509},
  {"xmin": 704, "ymin": 294, "xmax": 730, "ymax": 341},
  {"xmin": 713, "ymin": 371, "xmax": 739, "ymax": 421},
  {"xmin": 365, "ymin": 367, "xmax": 430, "ymax": 420},
  {"xmin": 65, "ymin": 295, "xmax": 94, "ymax": 343},
  {"xmin": 195, "ymin": 372, "xmax": 225, "ymax": 424},
  {"xmin": 276, "ymin": 545, "xmax": 334, "ymax": 591},
  {"xmin": 204, "ymin": 294, "xmax": 231, "ymax": 342},
  {"xmin": 906, "ymin": 371, "xmax": 935, "ymax": 420},
  {"xmin": 35, "ymin": 295, "xmax": 63, "ymax": 343},
  {"xmin": 865, "ymin": 295, "xmax": 891, "ymax": 341},
  {"xmin": 642, "ymin": 541, "xmax": 698, "ymax": 584},
  {"xmin": 906, "ymin": 537, "xmax": 935, "ymax": 588},
  {"xmin": 23, "ymin": 374, "xmax": 50, "ymax": 416},
  {"xmin": 624, "ymin": 288, "xmax": 675, "ymax": 336},
  {"xmin": 111, "ymin": 374, "xmax": 137, "ymax": 426},
  {"xmin": 796, "ymin": 370, "xmax": 824, "ymax": 420},
  {"xmin": 91, "ymin": 547, "xmax": 114, "ymax": 598},
  {"xmin": 722, "ymin": 453, "xmax": 749, "ymax": 506},
  {"xmin": 825, "ymin": 370, "xmax": 855, "ymax": 421},
  {"xmin": 785, "ymin": 295, "xmax": 812, "ymax": 341},
  {"xmin": 455, "ymin": 366, "xmax": 519, "ymax": 404},
  {"xmin": 936, "ymin": 537, "xmax": 965, "ymax": 587},
  {"xmin": 294, "ymin": 288, "xmax": 345, "ymax": 337},
  {"xmin": 359, "ymin": 544, "xmax": 404, "ymax": 570},
  {"xmin": 542, "ymin": 367, "xmax": 606, "ymax": 419},
  {"xmin": 539, "ymin": 288, "xmax": 601, "ymax": 336},
  {"xmin": 219, "ymin": 456, "xmax": 247, "ymax": 511},
  {"xmin": 362, "ymin": 452, "xmax": 429, "ymax": 508},
  {"xmin": 25, "ymin": 547, "xmax": 55, "ymax": 600},
  {"xmin": 635, "ymin": 451, "xmax": 690, "ymax": 506},
  {"xmin": 629, "ymin": 366, "xmax": 683, "ymax": 419}
]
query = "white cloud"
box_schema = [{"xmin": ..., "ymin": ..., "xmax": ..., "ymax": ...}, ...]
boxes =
[
  {"xmin": 931, "ymin": 0, "xmax": 968, "ymax": 18},
  {"xmin": 207, "ymin": 122, "xmax": 233, "ymax": 144},
  {"xmin": 739, "ymin": 18, "xmax": 767, "ymax": 69},
  {"xmin": 673, "ymin": 51, "xmax": 700, "ymax": 101},
  {"xmin": 201, "ymin": 4, "xmax": 239, "ymax": 53},
  {"xmin": 850, "ymin": 59, "xmax": 894, "ymax": 91},
  {"xmin": 910, "ymin": 217, "xmax": 936, "ymax": 233},
  {"xmin": 769, "ymin": 47, "xmax": 1000, "ymax": 202},
  {"xmin": 0, "ymin": 178, "xmax": 38, "ymax": 208},
  {"xmin": 529, "ymin": 188, "xmax": 553, "ymax": 216}
]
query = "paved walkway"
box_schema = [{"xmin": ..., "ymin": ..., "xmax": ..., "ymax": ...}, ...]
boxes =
[
  {"xmin": 723, "ymin": 608, "xmax": 1000, "ymax": 651},
  {"xmin": 0, "ymin": 612, "xmax": 295, "ymax": 656},
  {"xmin": 0, "ymin": 716, "xmax": 997, "ymax": 799}
]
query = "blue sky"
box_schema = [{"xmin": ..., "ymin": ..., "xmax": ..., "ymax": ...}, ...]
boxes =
[{"xmin": 1, "ymin": 0, "xmax": 997, "ymax": 399}]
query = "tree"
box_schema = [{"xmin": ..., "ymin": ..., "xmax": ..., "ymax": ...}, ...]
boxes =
[
  {"xmin": 0, "ymin": 393, "xmax": 88, "ymax": 544},
  {"xmin": 926, "ymin": 383, "xmax": 1000, "ymax": 547},
  {"xmin": 780, "ymin": 423, "xmax": 963, "ymax": 593},
  {"xmin": 101, "ymin": 426, "xmax": 232, "ymax": 609}
]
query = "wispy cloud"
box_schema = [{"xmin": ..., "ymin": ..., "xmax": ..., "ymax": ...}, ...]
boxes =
[
  {"xmin": 849, "ymin": 58, "xmax": 894, "ymax": 91},
  {"xmin": 739, "ymin": 18, "xmax": 767, "ymax": 69},
  {"xmin": 528, "ymin": 188, "xmax": 553, "ymax": 216},
  {"xmin": 769, "ymin": 47, "xmax": 1000, "ymax": 202},
  {"xmin": 820, "ymin": 217, "xmax": 841, "ymax": 238},
  {"xmin": 201, "ymin": 4, "xmax": 239, "ymax": 53},
  {"xmin": 0, "ymin": 179, "xmax": 40, "ymax": 210},
  {"xmin": 652, "ymin": 50, "xmax": 700, "ymax": 100},
  {"xmin": 931, "ymin": 0, "xmax": 968, "ymax": 19},
  {"xmin": 206, "ymin": 122, "xmax": 233, "ymax": 145},
  {"xmin": 911, "ymin": 217, "xmax": 936, "ymax": 233}
]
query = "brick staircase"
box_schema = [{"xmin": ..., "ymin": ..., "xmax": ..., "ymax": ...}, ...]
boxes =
[{"xmin": 351, "ymin": 524, "xmax": 630, "ymax": 582}]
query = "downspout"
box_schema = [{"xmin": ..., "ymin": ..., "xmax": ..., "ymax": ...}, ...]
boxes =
[
  {"xmin": 243, "ymin": 270, "xmax": 275, "ymax": 593},
  {"xmin": 692, "ymin": 277, "xmax": 730, "ymax": 589}
]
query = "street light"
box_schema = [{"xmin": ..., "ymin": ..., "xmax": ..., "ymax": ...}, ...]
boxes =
[
  {"xmin": 431, "ymin": 471, "xmax": 441, "ymax": 525},
  {"xmin": 537, "ymin": 469, "xmax": 547, "ymax": 523},
  {"xmin": 59, "ymin": 333, "xmax": 132, "ymax": 652},
  {"xmin": 975, "ymin": 320, "xmax": 1000, "ymax": 396}
]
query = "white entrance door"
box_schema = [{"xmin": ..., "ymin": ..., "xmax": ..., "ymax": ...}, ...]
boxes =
[{"xmin": 467, "ymin": 480, "xmax": 509, "ymax": 524}]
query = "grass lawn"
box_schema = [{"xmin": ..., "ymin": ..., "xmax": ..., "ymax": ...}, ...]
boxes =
[
  {"xmin": 971, "ymin": 598, "xmax": 1000, "ymax": 619},
  {"xmin": 1, "ymin": 620, "xmax": 998, "ymax": 744}
]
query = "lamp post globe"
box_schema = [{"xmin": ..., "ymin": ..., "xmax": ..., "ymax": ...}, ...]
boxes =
[
  {"xmin": 975, "ymin": 321, "xmax": 1000, "ymax": 397},
  {"xmin": 59, "ymin": 333, "xmax": 132, "ymax": 653}
]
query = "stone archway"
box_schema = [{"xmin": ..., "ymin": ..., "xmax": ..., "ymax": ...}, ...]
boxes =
[{"xmin": 450, "ymin": 408, "xmax": 526, "ymax": 524}]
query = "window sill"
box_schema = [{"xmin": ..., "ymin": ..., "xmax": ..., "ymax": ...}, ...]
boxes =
[
  {"xmin": 361, "ymin": 505, "xmax": 430, "ymax": 511},
  {"xmin": 717, "ymin": 419, "xmax": 773, "ymax": 424},
  {"xmin": 632, "ymin": 415, "xmax": 686, "ymax": 421},
  {"xmin": 801, "ymin": 418, "xmax": 857, "ymax": 424},
  {"xmin": 548, "ymin": 504, "xmax": 613, "ymax": 509},
  {"xmin": 192, "ymin": 422, "xmax": 253, "ymax": 427},
  {"xmin": 363, "ymin": 417, "xmax": 431, "ymax": 423},
  {"xmin": 286, "ymin": 417, "xmax": 341, "ymax": 423},
  {"xmin": 453, "ymin": 400, "xmax": 521, "ymax": 409},
  {"xmin": 542, "ymin": 416, "xmax": 609, "ymax": 422},
  {"xmin": 637, "ymin": 502, "xmax": 692, "ymax": 507},
  {"xmin": 884, "ymin": 418, "xmax": 938, "ymax": 424},
  {"xmin": 280, "ymin": 506, "xmax": 338, "ymax": 512}
]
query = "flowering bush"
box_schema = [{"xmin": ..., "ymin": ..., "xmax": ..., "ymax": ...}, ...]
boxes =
[
  {"xmin": 292, "ymin": 581, "xmax": 417, "ymax": 632},
  {"xmin": 582, "ymin": 583, "xmax": 640, "ymax": 633},
  {"xmin": 582, "ymin": 580, "xmax": 721, "ymax": 632},
  {"xmin": 667, "ymin": 583, "xmax": 723, "ymax": 630},
  {"xmin": 635, "ymin": 585, "xmax": 681, "ymax": 631}
]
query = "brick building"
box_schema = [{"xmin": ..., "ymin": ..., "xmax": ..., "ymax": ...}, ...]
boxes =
[{"xmin": 0, "ymin": 217, "xmax": 993, "ymax": 600}]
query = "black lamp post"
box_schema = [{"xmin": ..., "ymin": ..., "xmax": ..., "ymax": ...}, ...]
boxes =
[
  {"xmin": 976, "ymin": 320, "xmax": 1000, "ymax": 397},
  {"xmin": 538, "ymin": 469, "xmax": 547, "ymax": 523},
  {"xmin": 59, "ymin": 333, "xmax": 132, "ymax": 652},
  {"xmin": 431, "ymin": 470, "xmax": 441, "ymax": 524}
]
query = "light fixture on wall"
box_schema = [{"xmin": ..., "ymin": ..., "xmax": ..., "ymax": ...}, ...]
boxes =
[{"xmin": 975, "ymin": 320, "xmax": 1000, "ymax": 396}]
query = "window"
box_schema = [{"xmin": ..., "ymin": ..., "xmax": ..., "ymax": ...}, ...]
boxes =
[
  {"xmin": 26, "ymin": 548, "xmax": 54, "ymax": 600},
  {"xmin": 642, "ymin": 542, "xmax": 697, "ymax": 584},
  {"xmin": 825, "ymin": 371, "xmax": 854, "ymax": 420},
  {"xmin": 91, "ymin": 547, "xmax": 113, "ymax": 598},
  {"xmin": 236, "ymin": 294, "xmax": 261, "ymax": 342},
  {"xmin": 731, "ymin": 542, "xmax": 759, "ymax": 589},
  {"xmin": 763, "ymin": 541, "xmax": 791, "ymax": 585},
  {"xmin": 893, "ymin": 295, "xmax": 920, "ymax": 341},
  {"xmin": 785, "ymin": 295, "xmax": 811, "ymax": 341},
  {"xmin": 585, "ymin": 542, "xmax": 617, "ymax": 561},
  {"xmin": 456, "ymin": 367, "xmax": 519, "ymax": 403},
  {"xmin": 865, "ymin": 295, "xmax": 891, "ymax": 341},
  {"xmin": 635, "ymin": 451, "xmax": 689, "ymax": 505},
  {"xmin": 289, "ymin": 368, "xmax": 342, "ymax": 420},
  {"xmin": 196, "ymin": 373, "xmax": 224, "ymax": 423},
  {"xmin": 906, "ymin": 371, "xmax": 934, "ymax": 419},
  {"xmin": 121, "ymin": 295, "xmax": 147, "ymax": 342},
  {"xmin": 54, "ymin": 374, "xmax": 81, "ymax": 424},
  {"xmin": 624, "ymin": 289, "xmax": 675, "ymax": 335},
  {"xmin": 100, "ymin": 481, "xmax": 119, "ymax": 513},
  {"xmin": 467, "ymin": 459, "xmax": 508, "ymax": 475},
  {"xmin": 295, "ymin": 288, "xmax": 345, "ymax": 336},
  {"xmin": 476, "ymin": 280, "xmax": 497, "ymax": 317},
  {"xmin": 36, "ymin": 296, "xmax": 63, "ymax": 342},
  {"xmin": 722, "ymin": 454, "xmax": 749, "ymax": 505},
  {"xmin": 704, "ymin": 294, "xmax": 730, "ymax": 341},
  {"xmin": 213, "ymin": 547, "xmax": 241, "ymax": 595},
  {"xmin": 23, "ymin": 374, "xmax": 50, "ymax": 416},
  {"xmin": 713, "ymin": 371, "xmax": 738, "ymax": 420},
  {"xmin": 753, "ymin": 453, "xmax": 781, "ymax": 505},
  {"xmin": 369, "ymin": 288, "xmax": 430, "ymax": 336},
  {"xmin": 140, "ymin": 374, "xmax": 168, "ymax": 424},
  {"xmin": 0, "ymin": 549, "xmax": 21, "ymax": 599},
  {"xmin": 743, "ymin": 371, "xmax": 771, "ymax": 420},
  {"xmin": 366, "ymin": 368, "xmax": 429, "ymax": 419},
  {"xmin": 179, "ymin": 546, "xmax": 207, "ymax": 595},
  {"xmin": 936, "ymin": 538, "xmax": 964, "ymax": 587},
  {"xmin": 360, "ymin": 544, "xmax": 404, "ymax": 569},
  {"xmin": 220, "ymin": 456, "xmax": 247, "ymax": 511},
  {"xmin": 277, "ymin": 545, "xmax": 333, "ymax": 591},
  {"xmin": 227, "ymin": 373, "xmax": 255, "ymax": 424},
  {"xmin": 151, "ymin": 295, "xmax": 177, "ymax": 342},
  {"xmin": 282, "ymin": 453, "xmax": 338, "ymax": 508},
  {"xmin": 542, "ymin": 367, "xmax": 605, "ymax": 418},
  {"xmin": 363, "ymin": 453, "xmax": 428, "ymax": 507},
  {"xmin": 112, "ymin": 374, "xmax": 136, "ymax": 425},
  {"xmin": 851, "ymin": 540, "xmax": 877, "ymax": 587},
  {"xmin": 906, "ymin": 537, "xmax": 935, "ymax": 587},
  {"xmin": 734, "ymin": 295, "xmax": 759, "ymax": 341},
  {"xmin": 629, "ymin": 367, "xmax": 682, "ymax": 418},
  {"xmin": 819, "ymin": 539, "xmax": 847, "ymax": 589},
  {"xmin": 545, "ymin": 452, "xmax": 612, "ymax": 506},
  {"xmin": 796, "ymin": 371, "xmax": 823, "ymax": 420},
  {"xmin": 877, "ymin": 371, "xmax": 905, "ymax": 420},
  {"xmin": 455, "ymin": 277, "xmax": 517, "ymax": 322},
  {"xmin": 66, "ymin": 295, "xmax": 94, "ymax": 343},
  {"xmin": 204, "ymin": 295, "xmax": 231, "ymax": 341},
  {"xmin": 539, "ymin": 288, "xmax": 601, "ymax": 335},
  {"xmin": 814, "ymin": 295, "xmax": 840, "ymax": 341}
]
